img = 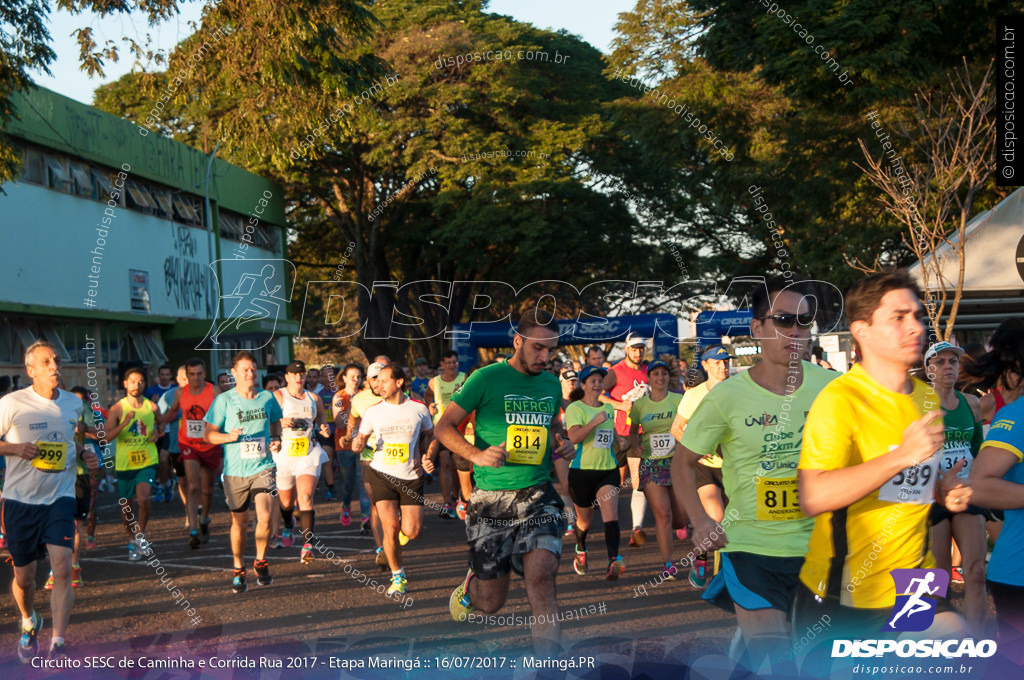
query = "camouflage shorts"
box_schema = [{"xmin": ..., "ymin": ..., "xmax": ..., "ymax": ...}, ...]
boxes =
[{"xmin": 466, "ymin": 481, "xmax": 566, "ymax": 580}]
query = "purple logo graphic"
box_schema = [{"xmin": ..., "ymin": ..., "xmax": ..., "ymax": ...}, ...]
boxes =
[{"xmin": 884, "ymin": 569, "xmax": 950, "ymax": 632}]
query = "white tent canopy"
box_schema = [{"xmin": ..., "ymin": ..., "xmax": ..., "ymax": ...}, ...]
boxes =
[{"xmin": 907, "ymin": 187, "xmax": 1024, "ymax": 332}]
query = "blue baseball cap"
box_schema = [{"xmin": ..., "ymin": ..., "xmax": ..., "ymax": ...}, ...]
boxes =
[
  {"xmin": 578, "ymin": 365, "xmax": 607, "ymax": 383},
  {"xmin": 701, "ymin": 346, "xmax": 734, "ymax": 362},
  {"xmin": 646, "ymin": 359, "xmax": 671, "ymax": 373}
]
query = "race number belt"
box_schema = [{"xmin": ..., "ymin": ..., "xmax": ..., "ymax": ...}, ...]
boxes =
[
  {"xmin": 239, "ymin": 437, "xmax": 267, "ymax": 460},
  {"xmin": 185, "ymin": 419, "xmax": 205, "ymax": 439},
  {"xmin": 286, "ymin": 437, "xmax": 309, "ymax": 457},
  {"xmin": 755, "ymin": 477, "xmax": 802, "ymax": 521},
  {"xmin": 506, "ymin": 425, "xmax": 547, "ymax": 465},
  {"xmin": 649, "ymin": 433, "xmax": 676, "ymax": 459},
  {"xmin": 33, "ymin": 441, "xmax": 68, "ymax": 472},
  {"xmin": 593, "ymin": 428, "xmax": 613, "ymax": 449},
  {"xmin": 383, "ymin": 442, "xmax": 409, "ymax": 464},
  {"xmin": 878, "ymin": 452, "xmax": 938, "ymax": 505}
]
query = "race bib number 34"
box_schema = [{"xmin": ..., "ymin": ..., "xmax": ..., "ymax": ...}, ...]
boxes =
[
  {"xmin": 756, "ymin": 477, "xmax": 802, "ymax": 521},
  {"xmin": 33, "ymin": 441, "xmax": 68, "ymax": 472},
  {"xmin": 506, "ymin": 425, "xmax": 547, "ymax": 465},
  {"xmin": 878, "ymin": 456, "xmax": 937, "ymax": 505}
]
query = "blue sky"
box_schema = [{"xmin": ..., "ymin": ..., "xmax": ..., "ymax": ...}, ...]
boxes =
[{"xmin": 33, "ymin": 0, "xmax": 636, "ymax": 105}]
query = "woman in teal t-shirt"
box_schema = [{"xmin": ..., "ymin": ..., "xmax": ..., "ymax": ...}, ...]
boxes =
[
  {"xmin": 565, "ymin": 365, "xmax": 624, "ymax": 581},
  {"xmin": 629, "ymin": 359, "xmax": 686, "ymax": 580}
]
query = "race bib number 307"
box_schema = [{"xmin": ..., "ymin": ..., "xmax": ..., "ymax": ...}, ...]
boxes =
[
  {"xmin": 878, "ymin": 456, "xmax": 937, "ymax": 505},
  {"xmin": 506, "ymin": 425, "xmax": 547, "ymax": 465},
  {"xmin": 649, "ymin": 433, "xmax": 676, "ymax": 459},
  {"xmin": 33, "ymin": 441, "xmax": 68, "ymax": 472}
]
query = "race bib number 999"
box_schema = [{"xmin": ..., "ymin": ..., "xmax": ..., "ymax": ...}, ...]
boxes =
[{"xmin": 33, "ymin": 441, "xmax": 68, "ymax": 472}]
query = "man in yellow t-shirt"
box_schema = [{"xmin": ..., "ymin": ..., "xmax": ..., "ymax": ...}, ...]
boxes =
[{"xmin": 794, "ymin": 270, "xmax": 971, "ymax": 661}]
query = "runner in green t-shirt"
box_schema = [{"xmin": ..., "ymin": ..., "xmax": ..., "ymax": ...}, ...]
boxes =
[
  {"xmin": 565, "ymin": 365, "xmax": 624, "ymax": 580},
  {"xmin": 437, "ymin": 309, "xmax": 575, "ymax": 655},
  {"xmin": 672, "ymin": 279, "xmax": 835, "ymax": 674},
  {"xmin": 628, "ymin": 360, "xmax": 684, "ymax": 580}
]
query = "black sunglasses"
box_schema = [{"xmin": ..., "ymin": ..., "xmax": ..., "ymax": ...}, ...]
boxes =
[{"xmin": 757, "ymin": 313, "xmax": 815, "ymax": 328}]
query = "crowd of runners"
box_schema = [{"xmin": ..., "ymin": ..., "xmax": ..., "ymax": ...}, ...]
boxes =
[{"xmin": 1, "ymin": 269, "xmax": 1022, "ymax": 674}]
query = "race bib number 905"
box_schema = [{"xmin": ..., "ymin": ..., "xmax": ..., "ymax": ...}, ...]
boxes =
[
  {"xmin": 506, "ymin": 425, "xmax": 547, "ymax": 465},
  {"xmin": 383, "ymin": 442, "xmax": 409, "ymax": 464},
  {"xmin": 33, "ymin": 441, "xmax": 68, "ymax": 472}
]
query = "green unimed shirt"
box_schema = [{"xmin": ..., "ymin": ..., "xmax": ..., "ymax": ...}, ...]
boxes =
[
  {"xmin": 451, "ymin": 361, "xmax": 561, "ymax": 491},
  {"xmin": 681, "ymin": 361, "xmax": 837, "ymax": 557}
]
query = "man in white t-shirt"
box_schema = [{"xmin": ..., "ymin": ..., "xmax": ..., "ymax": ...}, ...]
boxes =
[
  {"xmin": 352, "ymin": 365, "xmax": 434, "ymax": 598},
  {"xmin": 0, "ymin": 341, "xmax": 98, "ymax": 662}
]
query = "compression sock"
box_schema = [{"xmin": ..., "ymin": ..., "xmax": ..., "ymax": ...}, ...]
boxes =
[
  {"xmin": 574, "ymin": 524, "xmax": 589, "ymax": 552},
  {"xmin": 603, "ymin": 520, "xmax": 621, "ymax": 560}
]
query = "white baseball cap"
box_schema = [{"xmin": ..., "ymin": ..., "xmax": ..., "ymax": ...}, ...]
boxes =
[
  {"xmin": 625, "ymin": 332, "xmax": 646, "ymax": 348},
  {"xmin": 924, "ymin": 342, "xmax": 965, "ymax": 364},
  {"xmin": 366, "ymin": 362, "xmax": 385, "ymax": 379}
]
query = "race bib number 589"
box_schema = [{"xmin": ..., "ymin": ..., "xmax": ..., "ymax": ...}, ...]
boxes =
[{"xmin": 878, "ymin": 456, "xmax": 937, "ymax": 505}]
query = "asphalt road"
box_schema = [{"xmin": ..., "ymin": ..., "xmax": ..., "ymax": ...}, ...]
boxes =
[{"xmin": 0, "ymin": 477, "xmax": 741, "ymax": 678}]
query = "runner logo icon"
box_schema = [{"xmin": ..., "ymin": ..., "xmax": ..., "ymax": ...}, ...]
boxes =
[{"xmin": 884, "ymin": 569, "xmax": 949, "ymax": 632}]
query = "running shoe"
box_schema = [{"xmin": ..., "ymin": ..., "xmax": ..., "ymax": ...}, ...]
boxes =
[
  {"xmin": 449, "ymin": 569, "xmax": 475, "ymax": 622},
  {"xmin": 387, "ymin": 573, "xmax": 408, "ymax": 595},
  {"xmin": 281, "ymin": 529, "xmax": 294, "ymax": 548},
  {"xmin": 456, "ymin": 500, "xmax": 468, "ymax": 521},
  {"xmin": 17, "ymin": 611, "xmax": 43, "ymax": 663},
  {"xmin": 375, "ymin": 547, "xmax": 389, "ymax": 571},
  {"xmin": 85, "ymin": 535, "xmax": 96, "ymax": 550},
  {"xmin": 0, "ymin": 532, "xmax": 6, "ymax": 550},
  {"xmin": 188, "ymin": 531, "xmax": 201, "ymax": 550},
  {"xmin": 689, "ymin": 558, "xmax": 708, "ymax": 589},
  {"xmin": 269, "ymin": 534, "xmax": 284, "ymax": 549},
  {"xmin": 675, "ymin": 526, "xmax": 690, "ymax": 541},
  {"xmin": 254, "ymin": 559, "xmax": 272, "ymax": 586},
  {"xmin": 301, "ymin": 543, "xmax": 314, "ymax": 564},
  {"xmin": 360, "ymin": 518, "xmax": 370, "ymax": 536},
  {"xmin": 48, "ymin": 641, "xmax": 69, "ymax": 661},
  {"xmin": 72, "ymin": 565, "xmax": 83, "ymax": 588},
  {"xmin": 952, "ymin": 566, "xmax": 964, "ymax": 583},
  {"xmin": 153, "ymin": 486, "xmax": 166, "ymax": 503},
  {"xmin": 573, "ymin": 549, "xmax": 588, "ymax": 576},
  {"xmin": 231, "ymin": 568, "xmax": 247, "ymax": 594},
  {"xmin": 128, "ymin": 541, "xmax": 141, "ymax": 561},
  {"xmin": 44, "ymin": 571, "xmax": 54, "ymax": 591},
  {"xmin": 662, "ymin": 561, "xmax": 678, "ymax": 581},
  {"xmin": 164, "ymin": 482, "xmax": 174, "ymax": 502},
  {"xmin": 564, "ymin": 523, "xmax": 575, "ymax": 537},
  {"xmin": 341, "ymin": 509, "xmax": 351, "ymax": 527},
  {"xmin": 606, "ymin": 556, "xmax": 625, "ymax": 581},
  {"xmin": 326, "ymin": 489, "xmax": 336, "ymax": 501},
  {"xmin": 398, "ymin": 531, "xmax": 410, "ymax": 546},
  {"xmin": 438, "ymin": 502, "xmax": 453, "ymax": 519},
  {"xmin": 137, "ymin": 537, "xmax": 152, "ymax": 556},
  {"xmin": 199, "ymin": 517, "xmax": 211, "ymax": 544},
  {"xmin": 629, "ymin": 528, "xmax": 647, "ymax": 547}
]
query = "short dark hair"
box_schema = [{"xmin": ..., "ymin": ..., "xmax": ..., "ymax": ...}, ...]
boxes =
[
  {"xmin": 846, "ymin": 270, "xmax": 922, "ymax": 326},
  {"xmin": 124, "ymin": 366, "xmax": 146, "ymax": 382},
  {"xmin": 343, "ymin": 363, "xmax": 362, "ymax": 376},
  {"xmin": 231, "ymin": 351, "xmax": 258, "ymax": 369},
  {"xmin": 752, "ymin": 277, "xmax": 808, "ymax": 320},
  {"xmin": 379, "ymin": 364, "xmax": 406, "ymax": 387},
  {"xmin": 586, "ymin": 346, "xmax": 604, "ymax": 356},
  {"xmin": 217, "ymin": 372, "xmax": 230, "ymax": 380},
  {"xmin": 262, "ymin": 374, "xmax": 282, "ymax": 389},
  {"xmin": 516, "ymin": 307, "xmax": 560, "ymax": 340},
  {"xmin": 158, "ymin": 364, "xmax": 171, "ymax": 373},
  {"xmin": 185, "ymin": 357, "xmax": 206, "ymax": 371},
  {"xmin": 71, "ymin": 385, "xmax": 89, "ymax": 398},
  {"xmin": 442, "ymin": 349, "xmax": 458, "ymax": 361}
]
